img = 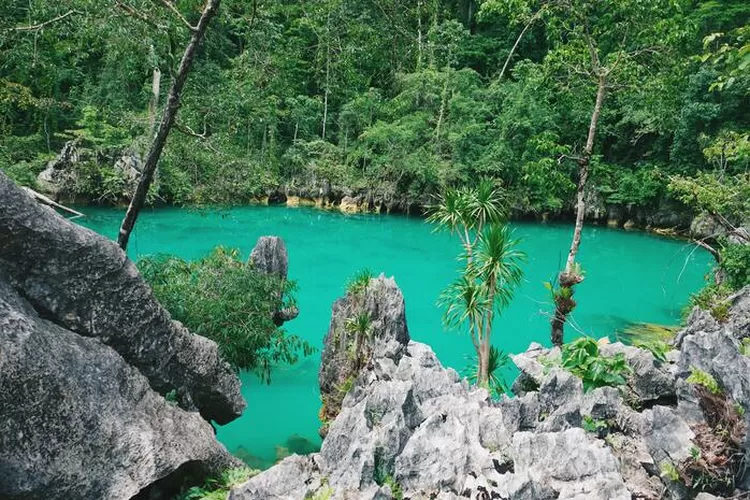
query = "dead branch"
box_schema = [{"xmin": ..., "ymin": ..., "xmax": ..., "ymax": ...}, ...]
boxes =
[
  {"xmin": 11, "ymin": 10, "xmax": 80, "ymax": 32},
  {"xmin": 174, "ymin": 121, "xmax": 221, "ymax": 154},
  {"xmin": 114, "ymin": 1, "xmax": 167, "ymax": 30},
  {"xmin": 154, "ymin": 0, "xmax": 196, "ymax": 31},
  {"xmin": 21, "ymin": 187, "xmax": 84, "ymax": 218}
]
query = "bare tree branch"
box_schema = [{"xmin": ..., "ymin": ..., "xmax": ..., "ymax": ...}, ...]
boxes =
[
  {"xmin": 114, "ymin": 1, "xmax": 167, "ymax": 30},
  {"xmin": 11, "ymin": 10, "xmax": 80, "ymax": 32},
  {"xmin": 154, "ymin": 0, "xmax": 197, "ymax": 31}
]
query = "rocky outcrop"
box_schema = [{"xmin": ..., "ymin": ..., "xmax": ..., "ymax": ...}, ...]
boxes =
[
  {"xmin": 0, "ymin": 170, "xmax": 246, "ymax": 497},
  {"xmin": 250, "ymin": 236, "xmax": 289, "ymax": 278},
  {"xmin": 232, "ymin": 284, "xmax": 750, "ymax": 500},
  {"xmin": 0, "ymin": 172, "xmax": 244, "ymax": 424},
  {"xmin": 0, "ymin": 274, "xmax": 239, "ymax": 500},
  {"xmin": 36, "ymin": 139, "xmax": 82, "ymax": 196},
  {"xmin": 36, "ymin": 141, "xmax": 142, "ymax": 201},
  {"xmin": 318, "ymin": 275, "xmax": 410, "ymax": 432},
  {"xmin": 250, "ymin": 235, "xmax": 298, "ymax": 324}
]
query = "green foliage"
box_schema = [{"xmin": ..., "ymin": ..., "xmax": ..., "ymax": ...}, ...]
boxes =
[
  {"xmin": 740, "ymin": 338, "xmax": 750, "ymax": 357},
  {"xmin": 561, "ymin": 337, "xmax": 632, "ymax": 391},
  {"xmin": 582, "ymin": 415, "xmax": 608, "ymax": 434},
  {"xmin": 686, "ymin": 367, "xmax": 722, "ymax": 395},
  {"xmin": 346, "ymin": 269, "xmax": 374, "ymax": 296},
  {"xmin": 0, "ymin": 0, "xmax": 747, "ymax": 220},
  {"xmin": 138, "ymin": 246, "xmax": 314, "ymax": 382},
  {"xmin": 686, "ymin": 283, "xmax": 733, "ymax": 322},
  {"xmin": 719, "ymin": 243, "xmax": 750, "ymax": 290},
  {"xmin": 463, "ymin": 346, "xmax": 511, "ymax": 398},
  {"xmin": 617, "ymin": 322, "xmax": 677, "ymax": 363},
  {"xmin": 383, "ymin": 476, "xmax": 404, "ymax": 500},
  {"xmin": 178, "ymin": 467, "xmax": 258, "ymax": 500},
  {"xmin": 661, "ymin": 461, "xmax": 680, "ymax": 482}
]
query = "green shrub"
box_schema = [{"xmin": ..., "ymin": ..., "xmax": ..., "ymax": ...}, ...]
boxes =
[
  {"xmin": 720, "ymin": 243, "xmax": 750, "ymax": 290},
  {"xmin": 561, "ymin": 337, "xmax": 632, "ymax": 391},
  {"xmin": 686, "ymin": 367, "xmax": 722, "ymax": 395},
  {"xmin": 178, "ymin": 467, "xmax": 258, "ymax": 500},
  {"xmin": 686, "ymin": 284, "xmax": 733, "ymax": 322},
  {"xmin": 346, "ymin": 268, "xmax": 375, "ymax": 295},
  {"xmin": 138, "ymin": 246, "xmax": 314, "ymax": 382}
]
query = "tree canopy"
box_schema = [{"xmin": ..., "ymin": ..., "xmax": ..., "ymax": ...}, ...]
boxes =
[{"xmin": 0, "ymin": 0, "xmax": 748, "ymax": 214}]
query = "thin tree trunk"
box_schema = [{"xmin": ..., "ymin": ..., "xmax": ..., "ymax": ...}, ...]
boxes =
[
  {"xmin": 417, "ymin": 0, "xmax": 423, "ymax": 71},
  {"xmin": 321, "ymin": 9, "xmax": 331, "ymax": 140},
  {"xmin": 117, "ymin": 0, "xmax": 220, "ymax": 251},
  {"xmin": 498, "ymin": 10, "xmax": 540, "ymax": 81},
  {"xmin": 550, "ymin": 73, "xmax": 607, "ymax": 347},
  {"xmin": 148, "ymin": 66, "xmax": 161, "ymax": 136},
  {"xmin": 565, "ymin": 73, "xmax": 607, "ymax": 272}
]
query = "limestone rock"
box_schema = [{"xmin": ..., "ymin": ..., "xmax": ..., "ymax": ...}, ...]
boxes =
[
  {"xmin": 36, "ymin": 139, "xmax": 81, "ymax": 196},
  {"xmin": 0, "ymin": 275, "xmax": 238, "ymax": 500},
  {"xmin": 250, "ymin": 235, "xmax": 289, "ymax": 279},
  {"xmin": 318, "ymin": 275, "xmax": 410, "ymax": 427},
  {"xmin": 250, "ymin": 236, "xmax": 298, "ymax": 324},
  {"xmin": 0, "ymin": 171, "xmax": 245, "ymax": 424}
]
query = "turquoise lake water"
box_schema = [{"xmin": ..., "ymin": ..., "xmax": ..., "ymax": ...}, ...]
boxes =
[{"xmin": 75, "ymin": 206, "xmax": 713, "ymax": 467}]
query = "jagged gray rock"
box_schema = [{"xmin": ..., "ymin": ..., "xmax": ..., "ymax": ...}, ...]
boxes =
[
  {"xmin": 0, "ymin": 172, "xmax": 245, "ymax": 424},
  {"xmin": 318, "ymin": 275, "xmax": 410, "ymax": 429},
  {"xmin": 250, "ymin": 236, "xmax": 298, "ymax": 324},
  {"xmin": 0, "ymin": 274, "xmax": 239, "ymax": 500},
  {"xmin": 231, "ymin": 281, "xmax": 750, "ymax": 500},
  {"xmin": 36, "ymin": 139, "xmax": 81, "ymax": 196},
  {"xmin": 250, "ymin": 235, "xmax": 289, "ymax": 278}
]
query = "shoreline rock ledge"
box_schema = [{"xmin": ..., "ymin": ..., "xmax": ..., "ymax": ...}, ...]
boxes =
[
  {"xmin": 231, "ymin": 280, "xmax": 750, "ymax": 500},
  {"xmin": 0, "ymin": 171, "xmax": 246, "ymax": 499}
]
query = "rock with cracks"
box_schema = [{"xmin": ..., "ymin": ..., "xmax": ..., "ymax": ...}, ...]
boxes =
[{"xmin": 0, "ymin": 171, "xmax": 245, "ymax": 425}]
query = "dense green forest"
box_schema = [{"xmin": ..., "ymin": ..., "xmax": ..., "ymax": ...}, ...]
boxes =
[{"xmin": 1, "ymin": 0, "xmax": 748, "ymax": 216}]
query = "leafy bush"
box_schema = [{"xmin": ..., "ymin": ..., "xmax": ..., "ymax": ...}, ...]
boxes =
[
  {"xmin": 177, "ymin": 467, "xmax": 257, "ymax": 500},
  {"xmin": 686, "ymin": 284, "xmax": 733, "ymax": 322},
  {"xmin": 561, "ymin": 337, "xmax": 632, "ymax": 391},
  {"xmin": 720, "ymin": 243, "xmax": 750, "ymax": 290},
  {"xmin": 138, "ymin": 247, "xmax": 314, "ymax": 382},
  {"xmin": 686, "ymin": 367, "xmax": 722, "ymax": 395}
]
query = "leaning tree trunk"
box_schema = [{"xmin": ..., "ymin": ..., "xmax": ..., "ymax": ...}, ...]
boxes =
[
  {"xmin": 550, "ymin": 73, "xmax": 607, "ymax": 346},
  {"xmin": 117, "ymin": 0, "xmax": 220, "ymax": 251}
]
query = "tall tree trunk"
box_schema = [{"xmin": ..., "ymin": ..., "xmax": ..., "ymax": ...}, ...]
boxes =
[
  {"xmin": 117, "ymin": 0, "xmax": 220, "ymax": 251},
  {"xmin": 565, "ymin": 73, "xmax": 606, "ymax": 272},
  {"xmin": 417, "ymin": 0, "xmax": 423, "ymax": 71},
  {"xmin": 148, "ymin": 66, "xmax": 161, "ymax": 136},
  {"xmin": 498, "ymin": 10, "xmax": 541, "ymax": 82},
  {"xmin": 321, "ymin": 9, "xmax": 331, "ymax": 140},
  {"xmin": 550, "ymin": 73, "xmax": 607, "ymax": 346}
]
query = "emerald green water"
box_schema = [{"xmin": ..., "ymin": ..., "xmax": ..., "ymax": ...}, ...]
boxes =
[{"xmin": 75, "ymin": 206, "xmax": 712, "ymax": 468}]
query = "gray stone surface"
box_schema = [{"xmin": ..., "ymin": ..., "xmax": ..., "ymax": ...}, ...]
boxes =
[
  {"xmin": 0, "ymin": 274, "xmax": 238, "ymax": 500},
  {"xmin": 233, "ymin": 283, "xmax": 750, "ymax": 499},
  {"xmin": 318, "ymin": 275, "xmax": 410, "ymax": 418},
  {"xmin": 0, "ymin": 172, "xmax": 244, "ymax": 424},
  {"xmin": 250, "ymin": 235, "xmax": 289, "ymax": 279}
]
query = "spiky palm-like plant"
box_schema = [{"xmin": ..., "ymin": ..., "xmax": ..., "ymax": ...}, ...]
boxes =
[{"xmin": 432, "ymin": 182, "xmax": 524, "ymax": 387}]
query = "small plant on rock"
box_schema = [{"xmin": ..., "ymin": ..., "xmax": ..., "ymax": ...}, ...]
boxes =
[
  {"xmin": 346, "ymin": 268, "xmax": 374, "ymax": 296},
  {"xmin": 561, "ymin": 337, "xmax": 632, "ymax": 391},
  {"xmin": 686, "ymin": 368, "xmax": 722, "ymax": 395}
]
